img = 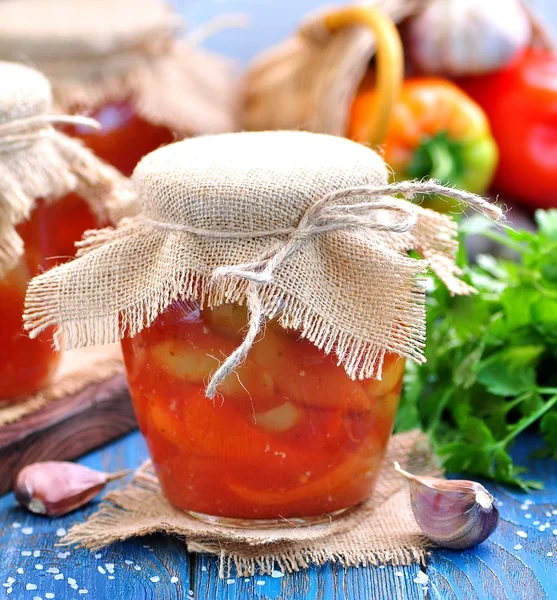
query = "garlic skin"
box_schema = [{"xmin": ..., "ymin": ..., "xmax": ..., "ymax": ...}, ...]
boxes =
[
  {"xmin": 15, "ymin": 461, "xmax": 130, "ymax": 517},
  {"xmin": 395, "ymin": 462, "xmax": 499, "ymax": 549},
  {"xmin": 408, "ymin": 0, "xmax": 531, "ymax": 76}
]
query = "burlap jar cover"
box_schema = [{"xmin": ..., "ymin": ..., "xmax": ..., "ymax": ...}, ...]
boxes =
[
  {"xmin": 22, "ymin": 130, "xmax": 501, "ymax": 571},
  {"xmin": 0, "ymin": 0, "xmax": 238, "ymax": 137},
  {"xmin": 242, "ymin": 0, "xmax": 551, "ymax": 137},
  {"xmin": 0, "ymin": 60, "xmax": 132, "ymax": 418}
]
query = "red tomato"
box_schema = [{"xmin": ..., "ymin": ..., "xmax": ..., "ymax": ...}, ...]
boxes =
[{"xmin": 458, "ymin": 49, "xmax": 557, "ymax": 208}]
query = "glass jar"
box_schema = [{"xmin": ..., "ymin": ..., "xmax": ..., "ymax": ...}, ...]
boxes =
[
  {"xmin": 121, "ymin": 299, "xmax": 405, "ymax": 525},
  {"xmin": 64, "ymin": 101, "xmax": 174, "ymax": 177},
  {"xmin": 0, "ymin": 201, "xmax": 61, "ymax": 401},
  {"xmin": 51, "ymin": 101, "xmax": 174, "ymax": 259}
]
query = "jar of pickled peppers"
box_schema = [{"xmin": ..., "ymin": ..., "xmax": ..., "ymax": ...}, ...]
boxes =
[
  {"xmin": 24, "ymin": 131, "xmax": 499, "ymax": 524},
  {"xmin": 0, "ymin": 0, "xmax": 237, "ymax": 257},
  {"xmin": 0, "ymin": 61, "xmax": 132, "ymax": 402}
]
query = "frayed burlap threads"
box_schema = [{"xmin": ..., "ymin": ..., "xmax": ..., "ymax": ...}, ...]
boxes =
[
  {"xmin": 60, "ymin": 430, "xmax": 440, "ymax": 577},
  {"xmin": 0, "ymin": 61, "xmax": 135, "ymax": 277},
  {"xmin": 24, "ymin": 131, "xmax": 501, "ymax": 395},
  {"xmin": 0, "ymin": 0, "xmax": 239, "ymax": 136}
]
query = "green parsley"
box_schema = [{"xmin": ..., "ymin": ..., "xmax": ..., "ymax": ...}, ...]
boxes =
[{"xmin": 396, "ymin": 209, "xmax": 557, "ymax": 489}]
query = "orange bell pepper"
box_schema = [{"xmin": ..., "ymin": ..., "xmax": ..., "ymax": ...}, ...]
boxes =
[{"xmin": 348, "ymin": 76, "xmax": 499, "ymax": 208}]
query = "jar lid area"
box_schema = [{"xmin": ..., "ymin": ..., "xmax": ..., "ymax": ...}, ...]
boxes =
[
  {"xmin": 132, "ymin": 131, "xmax": 389, "ymax": 230},
  {"xmin": 0, "ymin": 62, "xmax": 51, "ymax": 124},
  {"xmin": 0, "ymin": 0, "xmax": 180, "ymax": 62}
]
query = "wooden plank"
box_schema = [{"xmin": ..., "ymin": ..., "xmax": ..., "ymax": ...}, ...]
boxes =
[
  {"xmin": 194, "ymin": 554, "xmax": 425, "ymax": 600},
  {"xmin": 0, "ymin": 374, "xmax": 137, "ymax": 495}
]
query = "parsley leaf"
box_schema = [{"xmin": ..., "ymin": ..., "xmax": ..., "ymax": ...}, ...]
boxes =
[{"xmin": 398, "ymin": 209, "xmax": 557, "ymax": 488}]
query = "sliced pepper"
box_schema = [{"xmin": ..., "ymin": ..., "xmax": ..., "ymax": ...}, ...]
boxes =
[{"xmin": 348, "ymin": 76, "xmax": 499, "ymax": 211}]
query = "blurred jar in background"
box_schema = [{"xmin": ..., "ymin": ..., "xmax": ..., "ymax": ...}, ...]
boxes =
[
  {"xmin": 0, "ymin": 0, "xmax": 238, "ymax": 254},
  {"xmin": 0, "ymin": 61, "xmax": 132, "ymax": 401}
]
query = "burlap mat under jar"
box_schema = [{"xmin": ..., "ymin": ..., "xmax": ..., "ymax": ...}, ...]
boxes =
[
  {"xmin": 61, "ymin": 430, "xmax": 440, "ymax": 576},
  {"xmin": 242, "ymin": 0, "xmax": 551, "ymax": 136},
  {"xmin": 0, "ymin": 61, "xmax": 134, "ymax": 277},
  {"xmin": 0, "ymin": 345, "xmax": 123, "ymax": 427},
  {"xmin": 0, "ymin": 0, "xmax": 239, "ymax": 137}
]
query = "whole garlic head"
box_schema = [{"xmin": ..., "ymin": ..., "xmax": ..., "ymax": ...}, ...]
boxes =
[{"xmin": 408, "ymin": 0, "xmax": 531, "ymax": 75}]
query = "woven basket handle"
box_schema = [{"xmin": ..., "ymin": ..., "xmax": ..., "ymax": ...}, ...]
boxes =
[{"xmin": 320, "ymin": 5, "xmax": 404, "ymax": 146}]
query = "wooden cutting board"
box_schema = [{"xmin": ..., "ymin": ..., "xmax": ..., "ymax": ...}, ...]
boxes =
[{"xmin": 0, "ymin": 373, "xmax": 137, "ymax": 495}]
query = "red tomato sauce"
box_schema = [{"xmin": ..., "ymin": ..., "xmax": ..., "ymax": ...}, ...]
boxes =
[
  {"xmin": 0, "ymin": 201, "xmax": 61, "ymax": 400},
  {"xmin": 121, "ymin": 300, "xmax": 405, "ymax": 521},
  {"xmin": 52, "ymin": 101, "xmax": 174, "ymax": 260}
]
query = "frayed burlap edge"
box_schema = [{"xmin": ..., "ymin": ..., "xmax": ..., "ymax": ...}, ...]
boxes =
[
  {"xmin": 0, "ymin": 131, "xmax": 135, "ymax": 277},
  {"xmin": 0, "ymin": 344, "xmax": 123, "ymax": 426},
  {"xmin": 61, "ymin": 430, "xmax": 440, "ymax": 577}
]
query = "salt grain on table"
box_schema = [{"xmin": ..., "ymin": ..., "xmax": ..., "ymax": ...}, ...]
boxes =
[
  {"xmin": 78, "ymin": 590, "xmax": 88, "ymax": 594},
  {"xmin": 125, "ymin": 560, "xmax": 133, "ymax": 565},
  {"xmin": 21, "ymin": 527, "xmax": 33, "ymax": 535},
  {"xmin": 17, "ymin": 569, "xmax": 23, "ymax": 575},
  {"xmin": 414, "ymin": 572, "xmax": 429, "ymax": 585},
  {"xmin": 12, "ymin": 523, "xmax": 21, "ymax": 529},
  {"xmin": 134, "ymin": 565, "xmax": 141, "ymax": 571},
  {"xmin": 525, "ymin": 514, "xmax": 532, "ymax": 519},
  {"xmin": 170, "ymin": 577, "xmax": 179, "ymax": 583},
  {"xmin": 46, "ymin": 568, "xmax": 59, "ymax": 574},
  {"xmin": 517, "ymin": 531, "xmax": 528, "ymax": 538},
  {"xmin": 6, "ymin": 578, "xmax": 14, "ymax": 585},
  {"xmin": 57, "ymin": 552, "xmax": 70, "ymax": 559},
  {"xmin": 45, "ymin": 594, "xmax": 55, "ymax": 599},
  {"xmin": 226, "ymin": 579, "xmax": 235, "ymax": 585},
  {"xmin": 105, "ymin": 563, "xmax": 114, "ymax": 573},
  {"xmin": 97, "ymin": 566, "xmax": 106, "ymax": 575},
  {"xmin": 150, "ymin": 576, "xmax": 160, "ymax": 583},
  {"xmin": 394, "ymin": 572, "xmax": 404, "ymax": 578},
  {"xmin": 33, "ymin": 551, "xmax": 41, "ymax": 558},
  {"xmin": 547, "ymin": 552, "xmax": 554, "ymax": 557},
  {"xmin": 35, "ymin": 564, "xmax": 43, "ymax": 570},
  {"xmin": 33, "ymin": 596, "xmax": 42, "ymax": 600},
  {"xmin": 54, "ymin": 574, "xmax": 64, "ymax": 580},
  {"xmin": 201, "ymin": 567, "xmax": 207, "ymax": 572},
  {"xmin": 26, "ymin": 583, "xmax": 38, "ymax": 590},
  {"xmin": 56, "ymin": 528, "xmax": 67, "ymax": 537},
  {"xmin": 514, "ymin": 544, "xmax": 523, "ymax": 550},
  {"xmin": 67, "ymin": 578, "xmax": 77, "ymax": 585},
  {"xmin": 6, "ymin": 588, "xmax": 11, "ymax": 595},
  {"xmin": 94, "ymin": 553, "xmax": 101, "ymax": 559},
  {"xmin": 108, "ymin": 576, "xmax": 115, "ymax": 580},
  {"xmin": 21, "ymin": 551, "xmax": 31, "ymax": 557},
  {"xmin": 256, "ymin": 581, "xmax": 265, "ymax": 586},
  {"xmin": 534, "ymin": 521, "xmax": 541, "ymax": 525}
]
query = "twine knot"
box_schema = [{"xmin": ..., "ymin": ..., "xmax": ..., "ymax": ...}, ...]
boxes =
[{"xmin": 204, "ymin": 180, "xmax": 502, "ymax": 398}]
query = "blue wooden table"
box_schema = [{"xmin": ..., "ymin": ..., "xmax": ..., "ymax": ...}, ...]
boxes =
[{"xmin": 0, "ymin": 431, "xmax": 556, "ymax": 599}]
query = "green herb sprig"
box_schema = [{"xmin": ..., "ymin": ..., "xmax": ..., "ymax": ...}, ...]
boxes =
[{"xmin": 397, "ymin": 210, "xmax": 557, "ymax": 489}]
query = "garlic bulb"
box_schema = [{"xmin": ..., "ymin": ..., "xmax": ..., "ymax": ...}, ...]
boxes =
[
  {"xmin": 395, "ymin": 462, "xmax": 499, "ymax": 549},
  {"xmin": 408, "ymin": 0, "xmax": 531, "ymax": 76},
  {"xmin": 15, "ymin": 461, "xmax": 130, "ymax": 517}
]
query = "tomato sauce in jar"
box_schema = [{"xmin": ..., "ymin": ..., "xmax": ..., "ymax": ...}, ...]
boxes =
[
  {"xmin": 0, "ymin": 201, "xmax": 61, "ymax": 401},
  {"xmin": 121, "ymin": 299, "xmax": 405, "ymax": 523},
  {"xmin": 50, "ymin": 102, "xmax": 174, "ymax": 260}
]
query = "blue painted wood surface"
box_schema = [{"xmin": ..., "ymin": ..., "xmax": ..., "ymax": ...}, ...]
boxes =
[{"xmin": 1, "ymin": 431, "xmax": 556, "ymax": 599}]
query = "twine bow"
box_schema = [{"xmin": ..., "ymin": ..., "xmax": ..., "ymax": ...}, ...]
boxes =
[
  {"xmin": 0, "ymin": 114, "xmax": 100, "ymax": 152},
  {"xmin": 200, "ymin": 180, "xmax": 502, "ymax": 398}
]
